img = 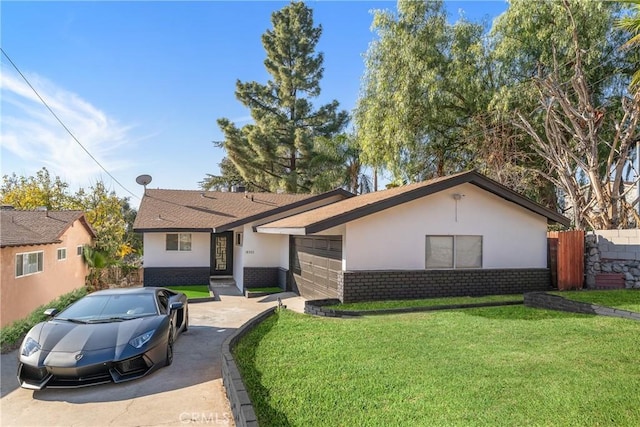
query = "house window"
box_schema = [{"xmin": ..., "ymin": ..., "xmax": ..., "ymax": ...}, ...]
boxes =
[
  {"xmin": 57, "ymin": 248, "xmax": 67, "ymax": 261},
  {"xmin": 166, "ymin": 233, "xmax": 192, "ymax": 251},
  {"xmin": 426, "ymin": 235, "xmax": 482, "ymax": 269},
  {"xmin": 16, "ymin": 251, "xmax": 44, "ymax": 277},
  {"xmin": 77, "ymin": 245, "xmax": 84, "ymax": 256},
  {"xmin": 235, "ymin": 232, "xmax": 243, "ymax": 247}
]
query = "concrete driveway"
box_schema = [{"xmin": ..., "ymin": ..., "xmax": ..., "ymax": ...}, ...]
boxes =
[{"xmin": 0, "ymin": 291, "xmax": 305, "ymax": 427}]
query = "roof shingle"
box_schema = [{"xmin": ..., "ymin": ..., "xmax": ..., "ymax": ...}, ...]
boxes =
[
  {"xmin": 0, "ymin": 210, "xmax": 94, "ymax": 247},
  {"xmin": 132, "ymin": 189, "xmax": 352, "ymax": 232}
]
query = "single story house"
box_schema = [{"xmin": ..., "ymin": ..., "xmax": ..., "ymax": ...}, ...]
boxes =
[
  {"xmin": 0, "ymin": 208, "xmax": 96, "ymax": 327},
  {"xmin": 134, "ymin": 171, "xmax": 570, "ymax": 302}
]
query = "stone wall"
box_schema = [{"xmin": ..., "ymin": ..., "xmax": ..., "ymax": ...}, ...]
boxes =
[
  {"xmin": 338, "ymin": 268, "xmax": 551, "ymax": 303},
  {"xmin": 585, "ymin": 230, "xmax": 640, "ymax": 289}
]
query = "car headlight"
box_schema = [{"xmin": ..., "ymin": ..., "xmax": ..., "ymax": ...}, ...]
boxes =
[
  {"xmin": 129, "ymin": 330, "xmax": 155, "ymax": 349},
  {"xmin": 21, "ymin": 337, "xmax": 41, "ymax": 357}
]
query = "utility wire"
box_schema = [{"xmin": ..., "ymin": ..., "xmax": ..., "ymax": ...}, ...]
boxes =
[{"xmin": 1, "ymin": 48, "xmax": 140, "ymax": 200}]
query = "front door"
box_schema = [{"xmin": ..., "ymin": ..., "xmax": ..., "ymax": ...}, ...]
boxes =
[{"xmin": 211, "ymin": 231, "xmax": 233, "ymax": 276}]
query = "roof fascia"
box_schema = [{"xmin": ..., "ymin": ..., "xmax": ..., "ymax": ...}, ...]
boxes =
[
  {"xmin": 254, "ymin": 226, "xmax": 308, "ymax": 235},
  {"xmin": 133, "ymin": 228, "xmax": 215, "ymax": 233}
]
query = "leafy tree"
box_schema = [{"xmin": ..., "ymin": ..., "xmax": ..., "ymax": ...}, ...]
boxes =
[
  {"xmin": 200, "ymin": 157, "xmax": 259, "ymax": 192},
  {"xmin": 75, "ymin": 181, "xmax": 127, "ymax": 259},
  {"xmin": 506, "ymin": 0, "xmax": 640, "ymax": 229},
  {"xmin": 1, "ymin": 168, "xmax": 136, "ymax": 259},
  {"xmin": 216, "ymin": 1, "xmax": 348, "ymax": 193},
  {"xmin": 355, "ymin": 0, "xmax": 495, "ymax": 182},
  {"xmin": 311, "ymin": 133, "xmax": 372, "ymax": 194},
  {"xmin": 0, "ymin": 168, "xmax": 76, "ymax": 210}
]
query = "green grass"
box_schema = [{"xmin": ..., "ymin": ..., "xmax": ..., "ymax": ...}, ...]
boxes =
[
  {"xmin": 234, "ymin": 307, "xmax": 640, "ymax": 426},
  {"xmin": 551, "ymin": 289, "xmax": 640, "ymax": 312},
  {"xmin": 1, "ymin": 286, "xmax": 87, "ymax": 353},
  {"xmin": 165, "ymin": 285, "xmax": 211, "ymax": 299},
  {"xmin": 246, "ymin": 287, "xmax": 283, "ymax": 294},
  {"xmin": 332, "ymin": 294, "xmax": 523, "ymax": 311}
]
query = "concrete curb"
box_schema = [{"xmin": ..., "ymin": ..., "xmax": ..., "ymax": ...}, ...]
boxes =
[
  {"xmin": 524, "ymin": 292, "xmax": 640, "ymax": 321},
  {"xmin": 304, "ymin": 298, "xmax": 523, "ymax": 317},
  {"xmin": 222, "ymin": 306, "xmax": 277, "ymax": 427}
]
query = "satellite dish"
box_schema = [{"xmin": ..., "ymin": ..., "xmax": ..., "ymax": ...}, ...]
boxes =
[{"xmin": 136, "ymin": 174, "xmax": 152, "ymax": 186}]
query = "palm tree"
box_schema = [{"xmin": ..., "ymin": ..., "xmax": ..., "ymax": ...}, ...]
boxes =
[{"xmin": 618, "ymin": 0, "xmax": 640, "ymax": 94}]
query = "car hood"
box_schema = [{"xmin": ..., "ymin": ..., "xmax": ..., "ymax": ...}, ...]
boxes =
[{"xmin": 36, "ymin": 317, "xmax": 163, "ymax": 352}]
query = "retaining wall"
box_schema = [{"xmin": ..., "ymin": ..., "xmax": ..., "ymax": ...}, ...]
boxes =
[
  {"xmin": 221, "ymin": 307, "xmax": 277, "ymax": 427},
  {"xmin": 585, "ymin": 230, "xmax": 640, "ymax": 289},
  {"xmin": 524, "ymin": 292, "xmax": 640, "ymax": 321}
]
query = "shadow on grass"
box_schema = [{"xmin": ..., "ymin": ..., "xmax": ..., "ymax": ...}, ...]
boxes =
[
  {"xmin": 232, "ymin": 311, "xmax": 292, "ymax": 427},
  {"xmin": 459, "ymin": 305, "xmax": 595, "ymax": 321}
]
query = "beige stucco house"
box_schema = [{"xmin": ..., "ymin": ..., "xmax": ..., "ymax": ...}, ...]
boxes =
[{"xmin": 0, "ymin": 208, "xmax": 95, "ymax": 327}]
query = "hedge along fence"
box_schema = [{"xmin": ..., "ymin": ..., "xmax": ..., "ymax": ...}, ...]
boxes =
[{"xmin": 221, "ymin": 306, "xmax": 277, "ymax": 427}]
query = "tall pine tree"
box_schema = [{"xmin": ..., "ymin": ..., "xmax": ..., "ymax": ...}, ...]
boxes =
[{"xmin": 215, "ymin": 1, "xmax": 348, "ymax": 193}]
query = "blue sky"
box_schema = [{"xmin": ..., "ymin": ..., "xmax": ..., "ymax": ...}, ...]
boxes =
[{"xmin": 1, "ymin": 1, "xmax": 508, "ymax": 206}]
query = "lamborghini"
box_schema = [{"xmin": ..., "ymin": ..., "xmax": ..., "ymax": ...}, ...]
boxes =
[{"xmin": 17, "ymin": 287, "xmax": 188, "ymax": 390}]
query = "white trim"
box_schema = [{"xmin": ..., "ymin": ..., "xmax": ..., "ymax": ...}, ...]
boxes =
[{"xmin": 57, "ymin": 247, "xmax": 67, "ymax": 261}]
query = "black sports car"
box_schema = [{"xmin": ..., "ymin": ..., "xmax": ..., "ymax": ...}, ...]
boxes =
[{"xmin": 17, "ymin": 287, "xmax": 188, "ymax": 390}]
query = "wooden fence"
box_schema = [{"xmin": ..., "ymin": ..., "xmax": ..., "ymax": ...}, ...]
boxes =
[{"xmin": 547, "ymin": 230, "xmax": 585, "ymax": 290}]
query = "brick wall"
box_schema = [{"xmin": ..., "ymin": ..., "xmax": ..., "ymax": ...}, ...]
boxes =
[
  {"xmin": 243, "ymin": 267, "xmax": 287, "ymax": 289},
  {"xmin": 338, "ymin": 268, "xmax": 550, "ymax": 303},
  {"xmin": 143, "ymin": 267, "xmax": 210, "ymax": 287}
]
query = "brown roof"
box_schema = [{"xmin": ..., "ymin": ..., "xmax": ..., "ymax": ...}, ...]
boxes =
[
  {"xmin": 257, "ymin": 170, "xmax": 570, "ymax": 234},
  {"xmin": 133, "ymin": 188, "xmax": 354, "ymax": 232},
  {"xmin": 0, "ymin": 209, "xmax": 96, "ymax": 247}
]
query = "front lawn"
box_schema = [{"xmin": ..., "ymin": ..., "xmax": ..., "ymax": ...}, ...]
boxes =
[
  {"xmin": 234, "ymin": 307, "xmax": 640, "ymax": 426},
  {"xmin": 165, "ymin": 285, "xmax": 211, "ymax": 299},
  {"xmin": 551, "ymin": 289, "xmax": 640, "ymax": 313}
]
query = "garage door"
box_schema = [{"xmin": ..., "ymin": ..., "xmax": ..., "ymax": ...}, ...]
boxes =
[{"xmin": 290, "ymin": 236, "xmax": 342, "ymax": 300}]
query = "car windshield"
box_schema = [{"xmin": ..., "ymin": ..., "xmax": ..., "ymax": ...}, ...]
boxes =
[{"xmin": 57, "ymin": 294, "xmax": 158, "ymax": 322}]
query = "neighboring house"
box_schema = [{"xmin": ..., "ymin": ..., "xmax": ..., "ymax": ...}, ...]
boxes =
[
  {"xmin": 134, "ymin": 171, "xmax": 569, "ymax": 303},
  {"xmin": 0, "ymin": 208, "xmax": 96, "ymax": 327}
]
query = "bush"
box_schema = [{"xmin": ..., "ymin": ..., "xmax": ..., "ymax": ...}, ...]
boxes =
[{"xmin": 0, "ymin": 286, "xmax": 88, "ymax": 353}]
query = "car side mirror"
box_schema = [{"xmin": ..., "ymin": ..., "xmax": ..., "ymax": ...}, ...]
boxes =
[
  {"xmin": 44, "ymin": 308, "xmax": 59, "ymax": 317},
  {"xmin": 169, "ymin": 301, "xmax": 183, "ymax": 311}
]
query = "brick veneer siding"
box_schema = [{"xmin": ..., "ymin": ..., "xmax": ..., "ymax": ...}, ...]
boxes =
[
  {"xmin": 338, "ymin": 268, "xmax": 551, "ymax": 303},
  {"xmin": 243, "ymin": 267, "xmax": 287, "ymax": 289},
  {"xmin": 143, "ymin": 267, "xmax": 210, "ymax": 287}
]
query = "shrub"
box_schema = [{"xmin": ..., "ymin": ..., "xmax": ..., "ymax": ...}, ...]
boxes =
[{"xmin": 0, "ymin": 286, "xmax": 87, "ymax": 353}]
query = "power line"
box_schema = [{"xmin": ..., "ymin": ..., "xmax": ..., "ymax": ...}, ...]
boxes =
[{"xmin": 0, "ymin": 48, "xmax": 140, "ymax": 200}]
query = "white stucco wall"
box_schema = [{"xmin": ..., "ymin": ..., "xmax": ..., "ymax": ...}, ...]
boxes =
[
  {"xmin": 344, "ymin": 183, "xmax": 549, "ymax": 270},
  {"xmin": 143, "ymin": 232, "xmax": 210, "ymax": 267},
  {"xmin": 242, "ymin": 224, "xmax": 288, "ymax": 268}
]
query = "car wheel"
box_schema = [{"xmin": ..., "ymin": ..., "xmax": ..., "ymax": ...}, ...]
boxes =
[
  {"xmin": 166, "ymin": 328, "xmax": 174, "ymax": 366},
  {"xmin": 183, "ymin": 309, "xmax": 188, "ymax": 332}
]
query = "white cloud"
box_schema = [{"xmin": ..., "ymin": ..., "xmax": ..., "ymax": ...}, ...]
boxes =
[{"xmin": 0, "ymin": 66, "xmax": 136, "ymax": 189}]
